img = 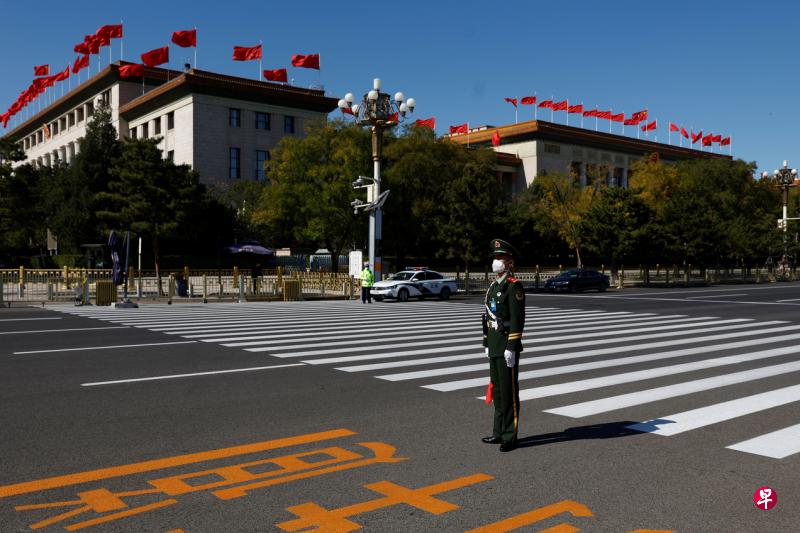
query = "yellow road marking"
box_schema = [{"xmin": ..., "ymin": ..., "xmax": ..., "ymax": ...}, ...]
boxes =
[
  {"xmin": 464, "ymin": 500, "xmax": 593, "ymax": 533},
  {"xmin": 0, "ymin": 429, "xmax": 355, "ymax": 499}
]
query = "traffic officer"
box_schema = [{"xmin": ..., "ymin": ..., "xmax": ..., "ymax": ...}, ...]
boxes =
[
  {"xmin": 360, "ymin": 262, "xmax": 374, "ymax": 304},
  {"xmin": 482, "ymin": 238, "xmax": 525, "ymax": 452}
]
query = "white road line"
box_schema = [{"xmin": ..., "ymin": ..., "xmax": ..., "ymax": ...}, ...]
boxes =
[
  {"xmin": 0, "ymin": 326, "xmax": 129, "ymax": 335},
  {"xmin": 726, "ymin": 423, "xmax": 800, "ymax": 459},
  {"xmin": 0, "ymin": 317, "xmax": 62, "ymax": 322},
  {"xmin": 302, "ymin": 345, "xmax": 479, "ymax": 365},
  {"xmin": 81, "ymin": 363, "xmax": 306, "ymax": 386},
  {"xmin": 627, "ymin": 384, "xmax": 800, "ymax": 436},
  {"xmin": 685, "ymin": 294, "xmax": 748, "ymax": 299},
  {"xmin": 243, "ymin": 335, "xmax": 481, "ymax": 354},
  {"xmin": 548, "ymin": 348, "xmax": 800, "ymax": 418},
  {"xmin": 524, "ymin": 318, "xmax": 753, "ymax": 343},
  {"xmin": 775, "ymin": 299, "xmax": 800, "ymax": 303},
  {"xmin": 522, "ymin": 321, "xmax": 784, "ymax": 353},
  {"xmin": 221, "ymin": 327, "xmax": 475, "ymax": 348},
  {"xmin": 582, "ymin": 295, "xmax": 800, "ymax": 306},
  {"xmin": 423, "ymin": 330, "xmax": 800, "ymax": 391},
  {"xmin": 188, "ymin": 320, "xmax": 476, "ymax": 342},
  {"xmin": 338, "ymin": 352, "xmax": 486, "ymax": 372},
  {"xmin": 13, "ymin": 341, "xmax": 197, "ymax": 355}
]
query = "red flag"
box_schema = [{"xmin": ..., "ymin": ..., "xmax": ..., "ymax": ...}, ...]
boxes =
[
  {"xmin": 720, "ymin": 136, "xmax": 731, "ymax": 146},
  {"xmin": 520, "ymin": 96, "xmax": 536, "ymax": 105},
  {"xmin": 415, "ymin": 117, "xmax": 436, "ymax": 129},
  {"xmin": 119, "ymin": 63, "xmax": 145, "ymax": 79},
  {"xmin": 631, "ymin": 109, "xmax": 648, "ymax": 122},
  {"xmin": 141, "ymin": 46, "xmax": 169, "ymax": 67},
  {"xmin": 691, "ymin": 130, "xmax": 702, "ymax": 144},
  {"xmin": 485, "ymin": 382, "xmax": 493, "ymax": 405},
  {"xmin": 341, "ymin": 107, "xmax": 354, "ymax": 115},
  {"xmin": 641, "ymin": 120, "xmax": 657, "ymax": 131},
  {"xmin": 291, "ymin": 53, "xmax": 320, "ymax": 69},
  {"xmin": 233, "ymin": 44, "xmax": 262, "ymax": 61},
  {"xmin": 504, "ymin": 97, "xmax": 518, "ymax": 107},
  {"xmin": 96, "ymin": 33, "xmax": 111, "ymax": 47},
  {"xmin": 492, "ymin": 130, "xmax": 501, "ymax": 147},
  {"xmin": 449, "ymin": 123, "xmax": 468, "ymax": 134},
  {"xmin": 711, "ymin": 134, "xmax": 722, "ymax": 143},
  {"xmin": 583, "ymin": 109, "xmax": 599, "ymax": 117},
  {"xmin": 669, "ymin": 122, "xmax": 679, "ymax": 132},
  {"xmin": 172, "ymin": 29, "xmax": 197, "ymax": 48},
  {"xmin": 388, "ymin": 112, "xmax": 399, "ymax": 122},
  {"xmin": 610, "ymin": 113, "xmax": 625, "ymax": 122},
  {"xmin": 568, "ymin": 104, "xmax": 584, "ymax": 114},
  {"xmin": 702, "ymin": 134, "xmax": 713, "ymax": 146},
  {"xmin": 537, "ymin": 100, "xmax": 553, "ymax": 109},
  {"xmin": 97, "ymin": 24, "xmax": 123, "ymax": 39},
  {"xmin": 596, "ymin": 110, "xmax": 613, "ymax": 119},
  {"xmin": 680, "ymin": 126, "xmax": 689, "ymax": 139},
  {"xmin": 85, "ymin": 34, "xmax": 101, "ymax": 54},
  {"xmin": 551, "ymin": 100, "xmax": 568, "ymax": 111},
  {"xmin": 263, "ymin": 68, "xmax": 288, "ymax": 82},
  {"xmin": 34, "ymin": 64, "xmax": 49, "ymax": 76},
  {"xmin": 74, "ymin": 42, "xmax": 91, "ymax": 55},
  {"xmin": 53, "ymin": 65, "xmax": 70, "ymax": 82},
  {"xmin": 623, "ymin": 117, "xmax": 641, "ymax": 126},
  {"xmin": 72, "ymin": 54, "xmax": 89, "ymax": 74}
]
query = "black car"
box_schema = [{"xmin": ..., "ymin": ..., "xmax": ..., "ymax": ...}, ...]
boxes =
[{"xmin": 545, "ymin": 268, "xmax": 610, "ymax": 293}]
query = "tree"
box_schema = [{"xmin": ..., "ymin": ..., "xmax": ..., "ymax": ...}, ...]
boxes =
[
  {"xmin": 97, "ymin": 138, "xmax": 203, "ymax": 293},
  {"xmin": 47, "ymin": 104, "xmax": 121, "ymax": 253},
  {"xmin": 0, "ymin": 139, "xmax": 46, "ymax": 260},
  {"xmin": 252, "ymin": 120, "xmax": 370, "ymax": 272}
]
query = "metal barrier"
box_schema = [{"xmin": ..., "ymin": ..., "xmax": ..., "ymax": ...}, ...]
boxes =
[{"xmin": 283, "ymin": 280, "xmax": 302, "ymax": 301}]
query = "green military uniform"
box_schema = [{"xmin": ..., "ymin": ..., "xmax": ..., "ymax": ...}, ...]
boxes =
[{"xmin": 482, "ymin": 239, "xmax": 525, "ymax": 450}]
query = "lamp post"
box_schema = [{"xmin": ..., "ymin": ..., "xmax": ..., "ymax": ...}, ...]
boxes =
[
  {"xmin": 339, "ymin": 78, "xmax": 415, "ymax": 281},
  {"xmin": 761, "ymin": 160, "xmax": 798, "ymax": 267}
]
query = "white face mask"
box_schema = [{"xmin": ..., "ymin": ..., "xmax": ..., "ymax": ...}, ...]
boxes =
[{"xmin": 491, "ymin": 259, "xmax": 506, "ymax": 274}]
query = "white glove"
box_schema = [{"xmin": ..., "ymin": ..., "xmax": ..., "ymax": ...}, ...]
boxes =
[
  {"xmin": 504, "ymin": 350, "xmax": 515, "ymax": 368},
  {"xmin": 485, "ymin": 347, "xmax": 489, "ymax": 357}
]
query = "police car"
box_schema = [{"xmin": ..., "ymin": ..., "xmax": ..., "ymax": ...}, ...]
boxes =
[{"xmin": 370, "ymin": 268, "xmax": 458, "ymax": 302}]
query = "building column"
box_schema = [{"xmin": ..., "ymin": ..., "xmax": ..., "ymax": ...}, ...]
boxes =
[
  {"xmin": 607, "ymin": 167, "xmax": 615, "ymax": 187},
  {"xmin": 59, "ymin": 146, "xmax": 67, "ymax": 163},
  {"xmin": 622, "ymin": 167, "xmax": 629, "ymax": 188},
  {"xmin": 67, "ymin": 142, "xmax": 75, "ymax": 164},
  {"xmin": 580, "ymin": 163, "xmax": 587, "ymax": 187}
]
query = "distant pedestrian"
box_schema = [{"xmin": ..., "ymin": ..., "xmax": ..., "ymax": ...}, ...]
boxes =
[
  {"xmin": 251, "ymin": 263, "xmax": 262, "ymax": 294},
  {"xmin": 360, "ymin": 263, "xmax": 374, "ymax": 304},
  {"xmin": 481, "ymin": 239, "xmax": 525, "ymax": 452}
]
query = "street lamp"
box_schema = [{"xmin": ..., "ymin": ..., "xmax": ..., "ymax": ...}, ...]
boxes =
[
  {"xmin": 762, "ymin": 160, "xmax": 798, "ymax": 269},
  {"xmin": 339, "ymin": 78, "xmax": 416, "ymax": 281}
]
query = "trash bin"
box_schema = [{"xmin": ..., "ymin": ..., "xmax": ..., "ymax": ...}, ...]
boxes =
[{"xmin": 95, "ymin": 280, "xmax": 116, "ymax": 306}]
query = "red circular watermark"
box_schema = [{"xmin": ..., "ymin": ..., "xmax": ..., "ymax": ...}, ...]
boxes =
[{"xmin": 753, "ymin": 486, "xmax": 777, "ymax": 510}]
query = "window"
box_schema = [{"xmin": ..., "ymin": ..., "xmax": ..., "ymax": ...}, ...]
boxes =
[
  {"xmin": 68, "ymin": 113, "xmax": 75, "ymax": 127},
  {"xmin": 101, "ymin": 90, "xmax": 111, "ymax": 106},
  {"xmin": 255, "ymin": 150, "xmax": 269, "ymax": 180},
  {"xmin": 76, "ymin": 108, "xmax": 84, "ymax": 123},
  {"xmin": 86, "ymin": 102, "xmax": 94, "ymax": 117},
  {"xmin": 229, "ymin": 147, "xmax": 240, "ymax": 179},
  {"xmin": 141, "ymin": 123, "xmax": 149, "ymax": 139},
  {"xmin": 167, "ymin": 111, "xmax": 175, "ymax": 130},
  {"xmin": 284, "ymin": 115, "xmax": 295, "ymax": 134},
  {"xmin": 52, "ymin": 122, "xmax": 59, "ymax": 135},
  {"xmin": 130, "ymin": 128, "xmax": 137, "ymax": 140},
  {"xmin": 167, "ymin": 150, "xmax": 174, "ymax": 162},
  {"xmin": 60, "ymin": 117, "xmax": 66, "ymax": 131},
  {"xmin": 229, "ymin": 108, "xmax": 241, "ymax": 127},
  {"xmin": 37, "ymin": 131, "xmax": 43, "ymax": 143},
  {"xmin": 154, "ymin": 118, "xmax": 161, "ymax": 135},
  {"xmin": 255, "ymin": 112, "xmax": 270, "ymax": 130},
  {"xmin": 543, "ymin": 143, "xmax": 560, "ymax": 154}
]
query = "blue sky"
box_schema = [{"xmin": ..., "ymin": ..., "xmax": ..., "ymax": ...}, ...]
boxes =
[{"xmin": 1, "ymin": 0, "xmax": 795, "ymax": 173}]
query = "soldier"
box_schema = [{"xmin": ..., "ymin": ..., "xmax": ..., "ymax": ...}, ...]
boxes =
[{"xmin": 481, "ymin": 239, "xmax": 525, "ymax": 452}]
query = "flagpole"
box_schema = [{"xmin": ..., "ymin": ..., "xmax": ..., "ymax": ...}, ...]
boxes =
[
  {"xmin": 259, "ymin": 40, "xmax": 263, "ymax": 81},
  {"xmin": 622, "ymin": 111, "xmax": 625, "ymax": 136},
  {"xmin": 534, "ymin": 91, "xmax": 537, "ymax": 121},
  {"xmin": 515, "ymin": 98, "xmax": 518, "ymax": 124},
  {"xmin": 580, "ymin": 101, "xmax": 584, "ymax": 129},
  {"xmin": 729, "ymin": 136, "xmax": 732, "ymax": 156},
  {"xmin": 467, "ymin": 122, "xmax": 470, "ymax": 148},
  {"xmin": 194, "ymin": 27, "xmax": 197, "ymax": 69},
  {"xmin": 120, "ymin": 19, "xmax": 124, "ymax": 60},
  {"xmin": 550, "ymin": 95, "xmax": 553, "ymax": 122},
  {"xmin": 609, "ymin": 109, "xmax": 612, "ymax": 133},
  {"xmin": 566, "ymin": 99, "xmax": 569, "ymax": 127}
]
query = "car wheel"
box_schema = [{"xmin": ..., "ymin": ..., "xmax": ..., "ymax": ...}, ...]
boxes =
[
  {"xmin": 599, "ymin": 283, "xmax": 607, "ymax": 292},
  {"xmin": 440, "ymin": 287, "xmax": 452, "ymax": 300},
  {"xmin": 397, "ymin": 288, "xmax": 409, "ymax": 302}
]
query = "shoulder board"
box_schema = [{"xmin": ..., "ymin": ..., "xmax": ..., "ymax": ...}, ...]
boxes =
[{"xmin": 507, "ymin": 276, "xmax": 518, "ymax": 282}]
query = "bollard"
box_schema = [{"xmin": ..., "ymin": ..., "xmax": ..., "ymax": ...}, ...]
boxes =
[
  {"xmin": 63, "ymin": 266, "xmax": 70, "ymax": 289},
  {"xmin": 685, "ymin": 264, "xmax": 690, "ymax": 287},
  {"xmin": 0, "ymin": 276, "xmax": 3, "ymax": 304},
  {"xmin": 535, "ymin": 265, "xmax": 540, "ymax": 290},
  {"xmin": 238, "ymin": 274, "xmax": 246, "ymax": 303},
  {"xmin": 168, "ymin": 275, "xmax": 175, "ymax": 303},
  {"xmin": 203, "ymin": 274, "xmax": 208, "ymax": 303},
  {"xmin": 47, "ymin": 282, "xmax": 54, "ymax": 301},
  {"xmin": 233, "ymin": 266, "xmax": 239, "ymax": 288},
  {"xmin": 188, "ymin": 284, "xmax": 194, "ymax": 298},
  {"xmin": 618, "ymin": 265, "xmax": 624, "ymax": 289}
]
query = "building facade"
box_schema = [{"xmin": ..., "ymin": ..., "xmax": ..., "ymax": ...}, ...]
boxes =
[
  {"xmin": 447, "ymin": 120, "xmax": 732, "ymax": 197},
  {"xmin": 3, "ymin": 62, "xmax": 338, "ymax": 183}
]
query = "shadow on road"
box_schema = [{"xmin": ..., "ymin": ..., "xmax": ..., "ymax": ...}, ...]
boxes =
[{"xmin": 518, "ymin": 421, "xmax": 646, "ymax": 449}]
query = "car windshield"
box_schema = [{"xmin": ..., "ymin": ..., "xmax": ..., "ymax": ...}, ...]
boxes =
[
  {"xmin": 559, "ymin": 269, "xmax": 582, "ymax": 278},
  {"xmin": 390, "ymin": 272, "xmax": 416, "ymax": 281}
]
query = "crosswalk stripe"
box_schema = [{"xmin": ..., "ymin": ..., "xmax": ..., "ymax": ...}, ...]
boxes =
[
  {"xmin": 423, "ymin": 330, "xmax": 800, "ymax": 391},
  {"xmin": 548, "ymin": 347, "xmax": 800, "ymax": 418},
  {"xmin": 626, "ymin": 384, "xmax": 800, "ymax": 436},
  {"xmin": 338, "ymin": 352, "xmax": 486, "ymax": 372},
  {"xmin": 220, "ymin": 326, "xmax": 476, "ymax": 348},
  {"xmin": 246, "ymin": 337, "xmax": 481, "ymax": 356},
  {"xmin": 303, "ymin": 345, "xmax": 479, "ymax": 365},
  {"xmin": 726, "ymin": 423, "xmax": 800, "ymax": 459}
]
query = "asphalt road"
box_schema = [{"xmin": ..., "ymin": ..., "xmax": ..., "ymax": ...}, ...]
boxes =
[{"xmin": 2, "ymin": 284, "xmax": 800, "ymax": 532}]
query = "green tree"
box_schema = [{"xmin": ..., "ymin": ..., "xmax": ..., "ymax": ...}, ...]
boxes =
[
  {"xmin": 0, "ymin": 139, "xmax": 46, "ymax": 259},
  {"xmin": 97, "ymin": 138, "xmax": 203, "ymax": 292},
  {"xmin": 253, "ymin": 120, "xmax": 370, "ymax": 272}
]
